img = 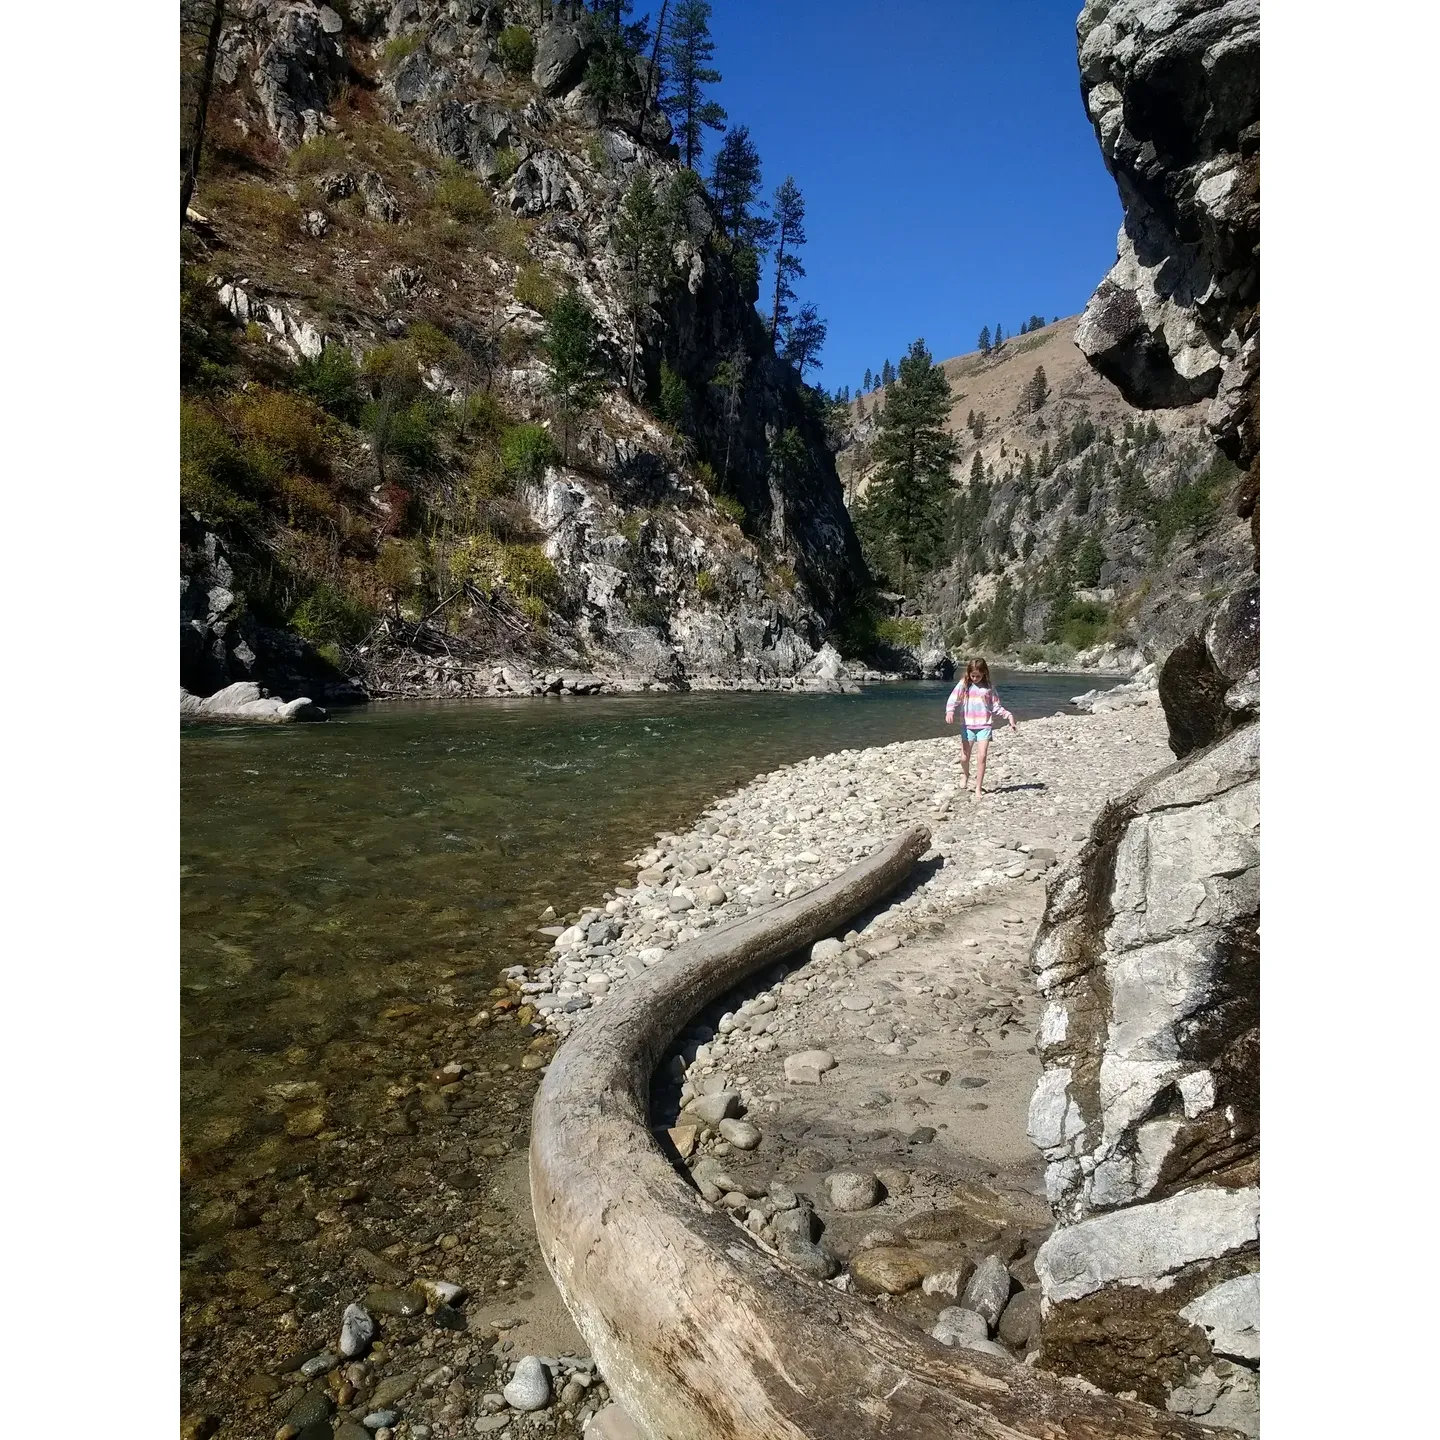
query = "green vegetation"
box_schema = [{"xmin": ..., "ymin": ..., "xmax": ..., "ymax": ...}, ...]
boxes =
[
  {"xmin": 1152, "ymin": 454, "xmax": 1239, "ymax": 554},
  {"xmin": 493, "ymin": 148, "xmax": 522, "ymax": 186},
  {"xmin": 876, "ymin": 616, "xmax": 924, "ymax": 649},
  {"xmin": 294, "ymin": 345, "xmax": 362, "ymax": 421},
  {"xmin": 287, "ymin": 134, "xmax": 347, "ymax": 175},
  {"xmin": 661, "ymin": 0, "xmax": 726, "ymax": 169},
  {"xmin": 432, "ymin": 166, "xmax": 492, "ymax": 226},
  {"xmin": 292, "ymin": 582, "xmax": 373, "ymax": 647},
  {"xmin": 501, "ymin": 424, "xmax": 555, "ymax": 484},
  {"xmin": 514, "ymin": 262, "xmax": 559, "ymax": 314},
  {"xmin": 658, "ymin": 362, "xmax": 689, "ymax": 428},
  {"xmin": 853, "ymin": 338, "xmax": 957, "ymax": 588},
  {"xmin": 381, "ymin": 31, "xmax": 424, "ymax": 72},
  {"xmin": 543, "ymin": 288, "xmax": 605, "ymax": 461},
  {"xmin": 496, "ymin": 25, "xmax": 535, "ymax": 74},
  {"xmin": 712, "ymin": 492, "xmax": 746, "ymax": 526},
  {"xmin": 694, "ymin": 568, "xmax": 718, "ymax": 601}
]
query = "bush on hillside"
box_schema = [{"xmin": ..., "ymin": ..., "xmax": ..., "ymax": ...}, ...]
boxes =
[
  {"xmin": 292, "ymin": 582, "xmax": 373, "ymax": 647},
  {"xmin": 496, "ymin": 25, "xmax": 535, "ymax": 73},
  {"xmin": 712, "ymin": 493, "xmax": 746, "ymax": 526},
  {"xmin": 287, "ymin": 134, "xmax": 348, "ymax": 175},
  {"xmin": 515, "ymin": 262, "xmax": 558, "ymax": 314},
  {"xmin": 433, "ymin": 166, "xmax": 492, "ymax": 226},
  {"xmin": 501, "ymin": 423, "xmax": 555, "ymax": 483},
  {"xmin": 294, "ymin": 345, "xmax": 362, "ymax": 421}
]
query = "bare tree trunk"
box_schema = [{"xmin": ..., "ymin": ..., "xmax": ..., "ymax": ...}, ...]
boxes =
[
  {"xmin": 636, "ymin": 0, "xmax": 668, "ymax": 137},
  {"xmin": 181, "ymin": 0, "xmax": 226, "ymax": 225}
]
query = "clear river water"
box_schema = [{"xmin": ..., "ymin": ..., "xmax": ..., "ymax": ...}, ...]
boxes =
[{"xmin": 180, "ymin": 673, "xmax": 1112, "ymax": 1196}]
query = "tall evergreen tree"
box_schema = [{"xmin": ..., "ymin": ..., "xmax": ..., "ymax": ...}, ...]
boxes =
[
  {"xmin": 994, "ymin": 321, "xmax": 1003, "ymax": 346},
  {"xmin": 767, "ymin": 176, "xmax": 806, "ymax": 347},
  {"xmin": 661, "ymin": 0, "xmax": 725, "ymax": 170},
  {"xmin": 781, "ymin": 302, "xmax": 827, "ymax": 380},
  {"xmin": 881, "ymin": 357, "xmax": 895, "ymax": 386},
  {"xmin": 544, "ymin": 288, "xmax": 605, "ymax": 462},
  {"xmin": 708, "ymin": 346, "xmax": 748, "ymax": 487},
  {"xmin": 612, "ymin": 174, "xmax": 672, "ymax": 395},
  {"xmin": 709, "ymin": 126, "xmax": 775, "ymax": 253},
  {"xmin": 863, "ymin": 366, "xmax": 873, "ymax": 392},
  {"xmin": 857, "ymin": 338, "xmax": 958, "ymax": 588},
  {"xmin": 977, "ymin": 325, "xmax": 991, "ymax": 354}
]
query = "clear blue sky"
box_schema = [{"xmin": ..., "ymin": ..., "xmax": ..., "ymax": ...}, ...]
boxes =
[{"xmin": 701, "ymin": 0, "xmax": 1123, "ymax": 392}]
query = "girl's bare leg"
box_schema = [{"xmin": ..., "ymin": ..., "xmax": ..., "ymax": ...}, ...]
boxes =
[
  {"xmin": 972, "ymin": 738, "xmax": 991, "ymax": 800},
  {"xmin": 959, "ymin": 736, "xmax": 972, "ymax": 789}
]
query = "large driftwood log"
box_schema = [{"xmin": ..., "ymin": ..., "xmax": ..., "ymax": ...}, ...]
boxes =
[{"xmin": 530, "ymin": 826, "xmax": 1222, "ymax": 1439}]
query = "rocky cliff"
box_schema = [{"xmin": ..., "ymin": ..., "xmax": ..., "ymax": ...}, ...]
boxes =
[
  {"xmin": 1025, "ymin": 1, "xmax": 1260, "ymax": 1432},
  {"xmin": 181, "ymin": 1, "xmax": 866, "ymax": 703}
]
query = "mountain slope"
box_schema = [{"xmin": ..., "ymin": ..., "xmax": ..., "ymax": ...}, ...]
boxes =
[
  {"xmin": 837, "ymin": 318, "xmax": 1253, "ymax": 666},
  {"xmin": 181, "ymin": 1, "xmax": 866, "ymax": 703}
]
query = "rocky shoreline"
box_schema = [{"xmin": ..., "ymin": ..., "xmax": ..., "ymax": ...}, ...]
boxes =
[{"xmin": 182, "ymin": 684, "xmax": 1189, "ymax": 1440}]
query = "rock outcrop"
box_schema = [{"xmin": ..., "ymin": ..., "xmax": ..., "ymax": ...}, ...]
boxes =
[
  {"xmin": 185, "ymin": 2, "xmax": 866, "ymax": 702},
  {"xmin": 1025, "ymin": 3, "xmax": 1261, "ymax": 1432},
  {"xmin": 181, "ymin": 680, "xmax": 327, "ymax": 722}
]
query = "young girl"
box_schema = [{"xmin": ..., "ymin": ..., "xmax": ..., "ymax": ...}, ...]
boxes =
[{"xmin": 945, "ymin": 657, "xmax": 1016, "ymax": 801}]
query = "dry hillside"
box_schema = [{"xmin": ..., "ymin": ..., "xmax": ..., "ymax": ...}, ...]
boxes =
[{"xmin": 837, "ymin": 318, "xmax": 1252, "ymax": 665}]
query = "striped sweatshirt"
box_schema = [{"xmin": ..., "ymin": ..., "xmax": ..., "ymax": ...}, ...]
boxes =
[{"xmin": 945, "ymin": 681, "xmax": 1013, "ymax": 730}]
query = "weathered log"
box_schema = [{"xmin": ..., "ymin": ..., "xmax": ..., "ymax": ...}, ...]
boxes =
[{"xmin": 530, "ymin": 826, "xmax": 1226, "ymax": 1438}]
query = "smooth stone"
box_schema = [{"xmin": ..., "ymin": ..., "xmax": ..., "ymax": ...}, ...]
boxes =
[
  {"xmin": 668, "ymin": 894, "xmax": 694, "ymax": 913},
  {"xmin": 840, "ymin": 994, "xmax": 873, "ymax": 1011},
  {"xmin": 701, "ymin": 885, "xmax": 727, "ymax": 905},
  {"xmin": 472, "ymin": 1418, "xmax": 511, "ymax": 1435},
  {"xmin": 778, "ymin": 1235, "xmax": 840, "ymax": 1280},
  {"xmin": 361, "ymin": 1414, "xmax": 399, "ymax": 1430},
  {"xmin": 335, "ymin": 1424, "xmax": 370, "ymax": 1440},
  {"xmin": 365, "ymin": 1287, "xmax": 425, "ymax": 1317},
  {"xmin": 867, "ymin": 934, "xmax": 901, "ymax": 953},
  {"xmin": 300, "ymin": 1352, "xmax": 338, "ymax": 1378},
  {"xmin": 922, "ymin": 1264, "xmax": 974, "ymax": 1300},
  {"xmin": 366, "ymin": 1372, "xmax": 416, "ymax": 1409},
  {"xmin": 811, "ymin": 937, "xmax": 844, "ymax": 962},
  {"xmin": 932, "ymin": 1307, "xmax": 989, "ymax": 1346},
  {"xmin": 772, "ymin": 1205, "xmax": 818, "ymax": 1243},
  {"xmin": 959, "ymin": 1336, "xmax": 1014, "ymax": 1361},
  {"xmin": 825, "ymin": 1171, "xmax": 883, "ymax": 1212},
  {"xmin": 963, "ymin": 1253, "xmax": 1013, "ymax": 1330},
  {"xmin": 783, "ymin": 1050, "xmax": 836, "ymax": 1085},
  {"xmin": 339, "ymin": 1303, "xmax": 374, "ymax": 1359},
  {"xmin": 688, "ymin": 1091, "xmax": 740, "ymax": 1125},
  {"xmin": 502, "ymin": 1355, "xmax": 551, "ymax": 1412},
  {"xmin": 283, "ymin": 1390, "xmax": 333, "ymax": 1428},
  {"xmin": 717, "ymin": 1118, "xmax": 761, "ymax": 1150},
  {"xmin": 998, "ymin": 1289, "xmax": 1043, "ymax": 1348},
  {"xmin": 848, "ymin": 1246, "xmax": 929, "ymax": 1296}
]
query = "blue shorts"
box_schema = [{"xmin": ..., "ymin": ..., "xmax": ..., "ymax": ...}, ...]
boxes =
[{"xmin": 963, "ymin": 727, "xmax": 992, "ymax": 743}]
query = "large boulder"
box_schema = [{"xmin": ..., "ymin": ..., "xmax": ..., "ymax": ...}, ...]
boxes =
[
  {"xmin": 245, "ymin": 1, "xmax": 350, "ymax": 149},
  {"xmin": 531, "ymin": 27, "xmax": 588, "ymax": 96},
  {"xmin": 1158, "ymin": 583, "xmax": 1258, "ymax": 757}
]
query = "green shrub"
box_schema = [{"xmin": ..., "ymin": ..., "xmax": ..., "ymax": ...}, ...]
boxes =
[
  {"xmin": 294, "ymin": 345, "xmax": 362, "ymax": 421},
  {"xmin": 694, "ymin": 568, "xmax": 718, "ymax": 601},
  {"xmin": 514, "ymin": 262, "xmax": 558, "ymax": 314},
  {"xmin": 712, "ymin": 493, "xmax": 746, "ymax": 526},
  {"xmin": 493, "ymin": 148, "xmax": 522, "ymax": 186},
  {"xmin": 463, "ymin": 390, "xmax": 510, "ymax": 439},
  {"xmin": 381, "ymin": 31, "xmax": 423, "ymax": 72},
  {"xmin": 1074, "ymin": 534, "xmax": 1105, "ymax": 587},
  {"xmin": 875, "ymin": 616, "xmax": 924, "ymax": 649},
  {"xmin": 1018, "ymin": 643, "xmax": 1046, "ymax": 665},
  {"xmin": 292, "ymin": 583, "xmax": 373, "ymax": 647},
  {"xmin": 496, "ymin": 25, "xmax": 535, "ymax": 73},
  {"xmin": 387, "ymin": 402, "xmax": 440, "ymax": 471},
  {"xmin": 501, "ymin": 423, "xmax": 555, "ymax": 483},
  {"xmin": 1152, "ymin": 456, "xmax": 1238, "ymax": 555},
  {"xmin": 658, "ymin": 361, "xmax": 689, "ymax": 428},
  {"xmin": 432, "ymin": 166, "xmax": 492, "ymax": 226},
  {"xmin": 287, "ymin": 134, "xmax": 348, "ymax": 175},
  {"xmin": 180, "ymin": 402, "xmax": 255, "ymax": 520},
  {"xmin": 405, "ymin": 320, "xmax": 460, "ymax": 368}
]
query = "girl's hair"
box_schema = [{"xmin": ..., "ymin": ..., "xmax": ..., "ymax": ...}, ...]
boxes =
[{"xmin": 964, "ymin": 656, "xmax": 991, "ymax": 689}]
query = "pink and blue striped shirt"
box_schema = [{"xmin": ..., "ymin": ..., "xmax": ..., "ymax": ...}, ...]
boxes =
[{"xmin": 945, "ymin": 681, "xmax": 1013, "ymax": 730}]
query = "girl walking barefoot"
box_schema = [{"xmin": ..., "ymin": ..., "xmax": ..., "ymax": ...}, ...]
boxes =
[{"xmin": 945, "ymin": 657, "xmax": 1016, "ymax": 801}]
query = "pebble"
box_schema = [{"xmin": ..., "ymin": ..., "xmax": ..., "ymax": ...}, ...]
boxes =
[
  {"xmin": 825, "ymin": 1171, "xmax": 883, "ymax": 1212},
  {"xmin": 701, "ymin": 885, "xmax": 727, "ymax": 905},
  {"xmin": 811, "ymin": 937, "xmax": 844, "ymax": 961},
  {"xmin": 366, "ymin": 1372, "xmax": 416, "ymax": 1410},
  {"xmin": 587, "ymin": 1403, "xmax": 645, "ymax": 1439},
  {"xmin": 361, "ymin": 1414, "xmax": 398, "ymax": 1430},
  {"xmin": 365, "ymin": 1287, "xmax": 425, "ymax": 1317},
  {"xmin": 840, "ymin": 994, "xmax": 873, "ymax": 1011},
  {"xmin": 300, "ymin": 1352, "xmax": 338, "ymax": 1378},
  {"xmin": 283, "ymin": 1390, "xmax": 333, "ymax": 1428},
  {"xmin": 472, "ymin": 1418, "xmax": 511, "ymax": 1435},
  {"xmin": 339, "ymin": 1303, "xmax": 374, "ymax": 1359},
  {"xmin": 502, "ymin": 1355, "xmax": 551, "ymax": 1411}
]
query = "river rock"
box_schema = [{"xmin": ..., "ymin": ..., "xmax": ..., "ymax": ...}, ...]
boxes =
[
  {"xmin": 717, "ymin": 1118, "xmax": 761, "ymax": 1150},
  {"xmin": 811, "ymin": 937, "xmax": 844, "ymax": 961},
  {"xmin": 283, "ymin": 1389, "xmax": 333, "ymax": 1429},
  {"xmin": 783, "ymin": 1049, "xmax": 836, "ymax": 1085},
  {"xmin": 825, "ymin": 1171, "xmax": 882, "ymax": 1212},
  {"xmin": 366, "ymin": 1372, "xmax": 415, "ymax": 1409},
  {"xmin": 772, "ymin": 1203, "xmax": 818, "ymax": 1244},
  {"xmin": 921, "ymin": 1264, "xmax": 974, "ymax": 1300},
  {"xmin": 701, "ymin": 885, "xmax": 727, "ymax": 906},
  {"xmin": 848, "ymin": 1247, "xmax": 928, "ymax": 1296},
  {"xmin": 931, "ymin": 1307, "xmax": 988, "ymax": 1347},
  {"xmin": 365, "ymin": 1287, "xmax": 425, "ymax": 1317},
  {"xmin": 688, "ymin": 1091, "xmax": 740, "ymax": 1125},
  {"xmin": 962, "ymin": 1254, "xmax": 1013, "ymax": 1330},
  {"xmin": 997, "ymin": 1289, "xmax": 1043, "ymax": 1348},
  {"xmin": 778, "ymin": 1235, "xmax": 840, "ymax": 1280},
  {"xmin": 503, "ymin": 1355, "xmax": 551, "ymax": 1411},
  {"xmin": 587, "ymin": 1404, "xmax": 644, "ymax": 1440},
  {"xmin": 338, "ymin": 1302, "xmax": 374, "ymax": 1358}
]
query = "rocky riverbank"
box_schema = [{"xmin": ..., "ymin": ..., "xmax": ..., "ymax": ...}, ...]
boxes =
[{"xmin": 182, "ymin": 686, "xmax": 1183, "ymax": 1440}]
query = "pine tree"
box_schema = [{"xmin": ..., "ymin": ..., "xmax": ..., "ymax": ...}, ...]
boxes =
[
  {"xmin": 969, "ymin": 449, "xmax": 984, "ymax": 485},
  {"xmin": 1020, "ymin": 452, "xmax": 1034, "ymax": 483},
  {"xmin": 782, "ymin": 302, "xmax": 827, "ymax": 380},
  {"xmin": 1027, "ymin": 364, "xmax": 1049, "ymax": 411},
  {"xmin": 544, "ymin": 287, "xmax": 605, "ymax": 462},
  {"xmin": 767, "ymin": 177, "xmax": 806, "ymax": 347},
  {"xmin": 978, "ymin": 325, "xmax": 991, "ymax": 354},
  {"xmin": 709, "ymin": 126, "xmax": 775, "ymax": 254},
  {"xmin": 661, "ymin": 0, "xmax": 725, "ymax": 170},
  {"xmin": 708, "ymin": 345, "xmax": 748, "ymax": 486},
  {"xmin": 1074, "ymin": 533, "xmax": 1105, "ymax": 587},
  {"xmin": 994, "ymin": 322, "xmax": 1004, "ymax": 346},
  {"xmin": 857, "ymin": 338, "xmax": 958, "ymax": 587},
  {"xmin": 881, "ymin": 357, "xmax": 895, "ymax": 386},
  {"xmin": 863, "ymin": 366, "xmax": 874, "ymax": 392},
  {"xmin": 612, "ymin": 174, "xmax": 671, "ymax": 395}
]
